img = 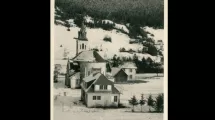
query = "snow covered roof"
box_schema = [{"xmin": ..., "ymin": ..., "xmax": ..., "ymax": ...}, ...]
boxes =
[
  {"xmin": 73, "ymin": 62, "xmax": 78, "ymax": 65},
  {"xmin": 72, "ymin": 51, "xmax": 106, "ymax": 62},
  {"xmin": 111, "ymin": 67, "xmax": 122, "ymax": 77},
  {"xmin": 83, "ymin": 72, "xmax": 101, "ymax": 82},
  {"xmin": 81, "ymin": 73, "xmax": 120, "ymax": 94},
  {"xmin": 119, "ymin": 62, "xmax": 137, "ymax": 69}
]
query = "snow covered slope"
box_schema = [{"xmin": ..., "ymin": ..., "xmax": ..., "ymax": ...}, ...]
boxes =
[
  {"xmin": 54, "ymin": 25, "xmax": 136, "ymax": 59},
  {"xmin": 142, "ymin": 27, "xmax": 164, "ymax": 42},
  {"xmin": 54, "ymin": 24, "xmax": 163, "ymax": 62}
]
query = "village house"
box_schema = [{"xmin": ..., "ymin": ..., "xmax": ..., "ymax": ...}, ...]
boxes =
[
  {"xmin": 80, "ymin": 72, "xmax": 120, "ymax": 108},
  {"xmin": 110, "ymin": 67, "xmax": 128, "ymax": 83},
  {"xmin": 65, "ymin": 59, "xmax": 80, "ymax": 88},
  {"xmin": 119, "ymin": 62, "xmax": 137, "ymax": 80}
]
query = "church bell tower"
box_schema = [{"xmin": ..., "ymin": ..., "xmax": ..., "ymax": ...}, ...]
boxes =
[{"xmin": 75, "ymin": 22, "xmax": 89, "ymax": 55}]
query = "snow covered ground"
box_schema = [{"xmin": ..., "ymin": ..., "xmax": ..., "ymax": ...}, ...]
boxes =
[
  {"xmin": 53, "ymin": 75, "xmax": 163, "ymax": 120},
  {"xmin": 54, "ymin": 106, "xmax": 163, "ymax": 120},
  {"xmin": 54, "ymin": 24, "xmax": 163, "ymax": 62},
  {"xmin": 115, "ymin": 77, "xmax": 163, "ymax": 105},
  {"xmin": 142, "ymin": 27, "xmax": 164, "ymax": 42}
]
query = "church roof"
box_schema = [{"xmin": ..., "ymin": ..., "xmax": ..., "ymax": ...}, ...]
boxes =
[{"xmin": 72, "ymin": 51, "xmax": 106, "ymax": 62}]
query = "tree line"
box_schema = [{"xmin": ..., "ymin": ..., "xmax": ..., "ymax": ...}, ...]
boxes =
[
  {"xmin": 55, "ymin": 0, "xmax": 164, "ymax": 29},
  {"xmin": 111, "ymin": 53, "xmax": 163, "ymax": 74},
  {"xmin": 129, "ymin": 93, "xmax": 164, "ymax": 113}
]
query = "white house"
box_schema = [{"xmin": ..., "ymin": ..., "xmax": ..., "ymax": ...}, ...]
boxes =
[{"xmin": 119, "ymin": 62, "xmax": 137, "ymax": 80}]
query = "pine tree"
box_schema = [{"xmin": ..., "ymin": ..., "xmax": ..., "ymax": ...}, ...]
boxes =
[
  {"xmin": 133, "ymin": 54, "xmax": 138, "ymax": 62},
  {"xmin": 139, "ymin": 94, "xmax": 146, "ymax": 112},
  {"xmin": 112, "ymin": 54, "xmax": 118, "ymax": 67},
  {"xmin": 128, "ymin": 57, "xmax": 132, "ymax": 61},
  {"xmin": 154, "ymin": 93, "xmax": 164, "ymax": 113},
  {"xmin": 147, "ymin": 94, "xmax": 155, "ymax": 112},
  {"xmin": 154, "ymin": 62, "xmax": 162, "ymax": 76},
  {"xmin": 117, "ymin": 56, "xmax": 121, "ymax": 66},
  {"xmin": 128, "ymin": 95, "xmax": 139, "ymax": 112}
]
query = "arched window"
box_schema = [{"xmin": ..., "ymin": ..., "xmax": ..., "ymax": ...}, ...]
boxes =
[
  {"xmin": 85, "ymin": 45, "xmax": 86, "ymax": 50},
  {"xmin": 82, "ymin": 43, "xmax": 84, "ymax": 49}
]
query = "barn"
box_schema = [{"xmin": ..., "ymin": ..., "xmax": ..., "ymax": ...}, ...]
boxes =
[{"xmin": 111, "ymin": 67, "xmax": 128, "ymax": 83}]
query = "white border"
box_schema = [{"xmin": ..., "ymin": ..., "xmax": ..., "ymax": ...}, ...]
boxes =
[
  {"xmin": 50, "ymin": 0, "xmax": 54, "ymax": 120},
  {"xmin": 164, "ymin": 0, "xmax": 168, "ymax": 120}
]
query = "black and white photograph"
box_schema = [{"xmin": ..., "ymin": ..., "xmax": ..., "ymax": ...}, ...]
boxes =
[{"xmin": 52, "ymin": 0, "xmax": 167, "ymax": 120}]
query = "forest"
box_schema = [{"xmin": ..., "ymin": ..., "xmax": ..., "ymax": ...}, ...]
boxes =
[{"xmin": 55, "ymin": 0, "xmax": 164, "ymax": 29}]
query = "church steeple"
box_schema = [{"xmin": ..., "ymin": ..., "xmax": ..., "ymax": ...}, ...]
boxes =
[
  {"xmin": 78, "ymin": 22, "xmax": 87, "ymax": 40},
  {"xmin": 75, "ymin": 22, "xmax": 89, "ymax": 55}
]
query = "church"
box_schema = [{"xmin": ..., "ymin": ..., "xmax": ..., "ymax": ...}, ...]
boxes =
[
  {"xmin": 65, "ymin": 22, "xmax": 109, "ymax": 88},
  {"xmin": 64, "ymin": 22, "xmax": 122, "ymax": 108}
]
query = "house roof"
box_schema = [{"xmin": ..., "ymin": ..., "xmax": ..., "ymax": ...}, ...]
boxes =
[
  {"xmin": 72, "ymin": 51, "xmax": 106, "ymax": 62},
  {"xmin": 111, "ymin": 67, "xmax": 122, "ymax": 77},
  {"xmin": 83, "ymin": 72, "xmax": 100, "ymax": 82},
  {"xmin": 67, "ymin": 60, "xmax": 80, "ymax": 72},
  {"xmin": 119, "ymin": 62, "xmax": 137, "ymax": 69},
  {"xmin": 87, "ymin": 86, "xmax": 120, "ymax": 94},
  {"xmin": 82, "ymin": 73, "xmax": 120, "ymax": 94}
]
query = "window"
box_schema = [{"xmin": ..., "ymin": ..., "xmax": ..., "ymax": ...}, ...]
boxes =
[
  {"xmin": 93, "ymin": 96, "xmax": 101, "ymax": 100},
  {"xmin": 114, "ymin": 96, "xmax": 117, "ymax": 102},
  {"xmin": 129, "ymin": 75, "xmax": 132, "ymax": 79},
  {"xmin": 82, "ymin": 43, "xmax": 84, "ymax": 49},
  {"xmin": 88, "ymin": 71, "xmax": 90, "ymax": 76},
  {"xmin": 100, "ymin": 85, "xmax": 103, "ymax": 90},
  {"xmin": 130, "ymin": 69, "xmax": 132, "ymax": 72},
  {"xmin": 85, "ymin": 45, "xmax": 86, "ymax": 50},
  {"xmin": 104, "ymin": 85, "xmax": 107, "ymax": 90},
  {"xmin": 80, "ymin": 45, "xmax": 81, "ymax": 49},
  {"xmin": 97, "ymin": 96, "xmax": 101, "ymax": 100}
]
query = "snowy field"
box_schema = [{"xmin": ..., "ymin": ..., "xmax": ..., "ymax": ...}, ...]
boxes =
[
  {"xmin": 53, "ymin": 75, "xmax": 163, "ymax": 120},
  {"xmin": 54, "ymin": 24, "xmax": 163, "ymax": 62},
  {"xmin": 54, "ymin": 106, "xmax": 163, "ymax": 120}
]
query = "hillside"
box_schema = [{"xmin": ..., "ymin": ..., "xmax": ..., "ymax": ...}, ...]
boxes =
[
  {"xmin": 54, "ymin": 1, "xmax": 164, "ymax": 66},
  {"xmin": 55, "ymin": 0, "xmax": 164, "ymax": 29},
  {"xmin": 54, "ymin": 22, "xmax": 163, "ymax": 63}
]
